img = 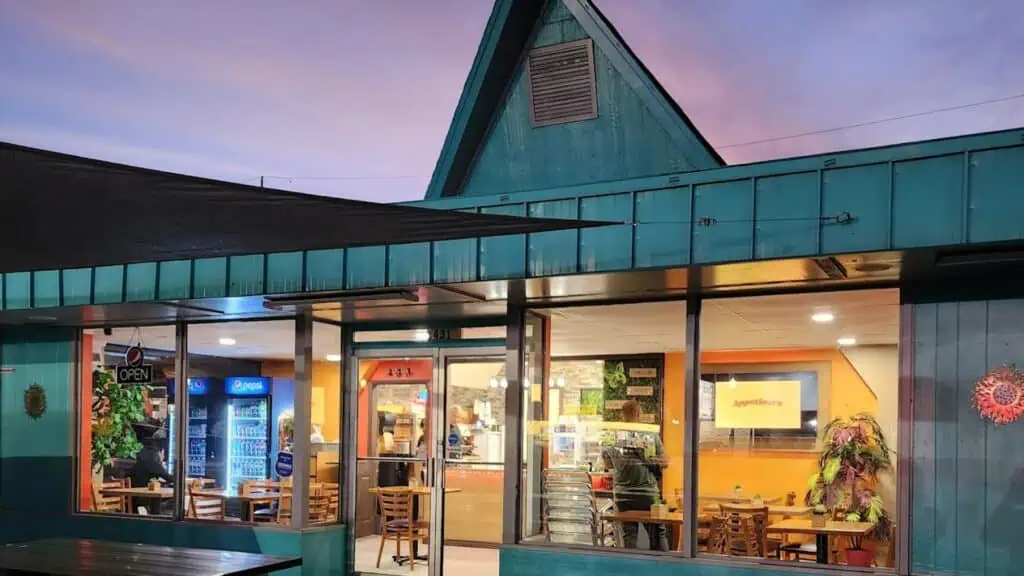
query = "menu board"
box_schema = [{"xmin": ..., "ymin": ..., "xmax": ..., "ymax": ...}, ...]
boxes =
[{"xmin": 602, "ymin": 357, "xmax": 661, "ymax": 423}]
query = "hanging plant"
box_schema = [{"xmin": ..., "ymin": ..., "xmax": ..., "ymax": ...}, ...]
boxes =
[
  {"xmin": 24, "ymin": 384, "xmax": 47, "ymax": 419},
  {"xmin": 91, "ymin": 368, "xmax": 148, "ymax": 472},
  {"xmin": 972, "ymin": 365, "xmax": 1024, "ymax": 425}
]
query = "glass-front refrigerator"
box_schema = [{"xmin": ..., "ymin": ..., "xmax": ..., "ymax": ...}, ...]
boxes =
[
  {"xmin": 166, "ymin": 378, "xmax": 215, "ymax": 480},
  {"xmin": 224, "ymin": 377, "xmax": 272, "ymax": 490}
]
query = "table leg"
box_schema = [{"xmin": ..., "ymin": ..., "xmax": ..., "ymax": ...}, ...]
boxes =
[{"xmin": 816, "ymin": 534, "xmax": 830, "ymax": 564}]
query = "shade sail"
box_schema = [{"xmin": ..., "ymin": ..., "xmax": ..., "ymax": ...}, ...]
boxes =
[{"xmin": 0, "ymin": 143, "xmax": 607, "ymax": 274}]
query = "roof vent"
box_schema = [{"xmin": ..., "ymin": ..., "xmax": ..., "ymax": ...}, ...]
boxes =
[{"xmin": 527, "ymin": 39, "xmax": 598, "ymax": 127}]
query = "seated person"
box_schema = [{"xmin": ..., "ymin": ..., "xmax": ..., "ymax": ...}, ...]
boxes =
[{"xmin": 129, "ymin": 424, "xmax": 174, "ymax": 514}]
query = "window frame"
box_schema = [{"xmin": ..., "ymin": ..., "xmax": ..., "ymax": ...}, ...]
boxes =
[
  {"xmin": 74, "ymin": 314, "xmax": 340, "ymax": 531},
  {"xmin": 510, "ymin": 290, "xmax": 911, "ymax": 575}
]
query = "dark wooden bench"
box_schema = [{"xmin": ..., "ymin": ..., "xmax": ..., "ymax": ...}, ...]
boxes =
[{"xmin": 0, "ymin": 538, "xmax": 301, "ymax": 575}]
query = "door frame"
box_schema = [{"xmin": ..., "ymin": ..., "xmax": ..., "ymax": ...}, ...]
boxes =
[{"xmin": 346, "ymin": 344, "xmax": 504, "ymax": 576}]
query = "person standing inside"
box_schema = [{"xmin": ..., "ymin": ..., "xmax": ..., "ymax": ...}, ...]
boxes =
[{"xmin": 602, "ymin": 400, "xmax": 668, "ymax": 550}]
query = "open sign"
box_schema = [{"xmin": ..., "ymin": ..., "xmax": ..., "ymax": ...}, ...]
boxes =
[{"xmin": 116, "ymin": 365, "xmax": 153, "ymax": 385}]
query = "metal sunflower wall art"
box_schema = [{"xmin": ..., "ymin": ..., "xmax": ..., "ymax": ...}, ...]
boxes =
[
  {"xmin": 972, "ymin": 365, "xmax": 1024, "ymax": 425},
  {"xmin": 24, "ymin": 383, "xmax": 47, "ymax": 420}
]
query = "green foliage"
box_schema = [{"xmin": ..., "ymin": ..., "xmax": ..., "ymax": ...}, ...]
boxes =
[
  {"xmin": 805, "ymin": 413, "xmax": 893, "ymax": 542},
  {"xmin": 91, "ymin": 368, "xmax": 148, "ymax": 472}
]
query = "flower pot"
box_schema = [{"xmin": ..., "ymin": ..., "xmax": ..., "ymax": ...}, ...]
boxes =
[
  {"xmin": 751, "ymin": 498, "xmax": 764, "ymax": 507},
  {"xmin": 845, "ymin": 548, "xmax": 873, "ymax": 567},
  {"xmin": 650, "ymin": 503, "xmax": 668, "ymax": 518},
  {"xmin": 811, "ymin": 513, "xmax": 827, "ymax": 528},
  {"xmin": 148, "ymin": 479, "xmax": 161, "ymax": 492}
]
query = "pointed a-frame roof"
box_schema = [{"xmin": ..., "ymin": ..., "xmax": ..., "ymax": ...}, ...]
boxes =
[{"xmin": 425, "ymin": 0, "xmax": 725, "ymax": 200}]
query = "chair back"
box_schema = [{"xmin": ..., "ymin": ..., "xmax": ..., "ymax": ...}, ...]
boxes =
[
  {"xmin": 309, "ymin": 482, "xmax": 331, "ymax": 523},
  {"xmin": 188, "ymin": 489, "xmax": 225, "ymax": 520},
  {"xmin": 242, "ymin": 479, "xmax": 280, "ymax": 495},
  {"xmin": 277, "ymin": 479, "xmax": 293, "ymax": 525},
  {"xmin": 324, "ymin": 482, "xmax": 340, "ymax": 521},
  {"xmin": 376, "ymin": 487, "xmax": 414, "ymax": 533},
  {"xmin": 705, "ymin": 514, "xmax": 728, "ymax": 553},
  {"xmin": 92, "ymin": 478, "xmax": 129, "ymax": 513},
  {"xmin": 720, "ymin": 504, "xmax": 769, "ymax": 557}
]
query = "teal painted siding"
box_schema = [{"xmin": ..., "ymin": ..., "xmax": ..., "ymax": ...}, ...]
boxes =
[
  {"xmin": 892, "ymin": 155, "xmax": 964, "ymax": 248},
  {"xmin": 93, "ymin": 265, "xmax": 124, "ymax": 304},
  {"xmin": 228, "ymin": 254, "xmax": 265, "ymax": 297},
  {"xmin": 460, "ymin": 1, "xmax": 696, "ymax": 198},
  {"xmin": 193, "ymin": 257, "xmax": 227, "ymax": 298},
  {"xmin": 480, "ymin": 204, "xmax": 527, "ymax": 280},
  {"xmin": 125, "ymin": 262, "xmax": 158, "ymax": 302},
  {"xmin": 346, "ymin": 246, "xmax": 386, "ymax": 289},
  {"xmin": 62, "ymin": 268, "xmax": 92, "ymax": 306},
  {"xmin": 158, "ymin": 260, "xmax": 191, "ymax": 300},
  {"xmin": 266, "ymin": 252, "xmax": 304, "ymax": 295},
  {"xmin": 912, "ymin": 298, "xmax": 1024, "ymax": 575},
  {"xmin": 4, "ymin": 272, "xmax": 30, "ymax": 309},
  {"xmin": 33, "ymin": 270, "xmax": 60, "ymax": 308},
  {"xmin": 820, "ymin": 163, "xmax": 890, "ymax": 254},
  {"xmin": 528, "ymin": 199, "xmax": 578, "ymax": 276},
  {"xmin": 967, "ymin": 146, "xmax": 1024, "ymax": 243},
  {"xmin": 501, "ymin": 547, "xmax": 798, "ymax": 576},
  {"xmin": 754, "ymin": 172, "xmax": 819, "ymax": 259},
  {"xmin": 388, "ymin": 243, "xmax": 431, "ymax": 287},
  {"xmin": 693, "ymin": 180, "xmax": 753, "ymax": 263},
  {"xmin": 306, "ymin": 249, "xmax": 345, "ymax": 292},
  {"xmin": 634, "ymin": 187, "xmax": 690, "ymax": 268},
  {"xmin": 580, "ymin": 194, "xmax": 632, "ymax": 272}
]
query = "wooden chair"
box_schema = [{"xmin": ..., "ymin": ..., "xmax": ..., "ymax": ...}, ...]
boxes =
[
  {"xmin": 324, "ymin": 482, "xmax": 340, "ymax": 522},
  {"xmin": 187, "ymin": 479, "xmax": 225, "ymax": 521},
  {"xmin": 242, "ymin": 480, "xmax": 281, "ymax": 524},
  {"xmin": 780, "ymin": 507, "xmax": 845, "ymax": 562},
  {"xmin": 277, "ymin": 479, "xmax": 293, "ymax": 526},
  {"xmin": 720, "ymin": 504, "xmax": 778, "ymax": 558},
  {"xmin": 698, "ymin": 514, "xmax": 727, "ymax": 553},
  {"xmin": 309, "ymin": 483, "xmax": 331, "ymax": 524},
  {"xmin": 375, "ymin": 487, "xmax": 426, "ymax": 571},
  {"xmin": 92, "ymin": 478, "xmax": 129, "ymax": 513}
]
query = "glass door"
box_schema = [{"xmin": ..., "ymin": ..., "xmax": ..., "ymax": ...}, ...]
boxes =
[
  {"xmin": 352, "ymin": 350, "xmax": 435, "ymax": 576},
  {"xmin": 437, "ymin": 349, "xmax": 505, "ymax": 576}
]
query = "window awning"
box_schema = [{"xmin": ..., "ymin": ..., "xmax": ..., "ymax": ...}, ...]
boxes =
[{"xmin": 0, "ymin": 143, "xmax": 606, "ymax": 274}]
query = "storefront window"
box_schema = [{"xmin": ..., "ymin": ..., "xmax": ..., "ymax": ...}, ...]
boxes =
[
  {"xmin": 520, "ymin": 302, "xmax": 686, "ymax": 553},
  {"xmin": 698, "ymin": 289, "xmax": 900, "ymax": 568},
  {"xmin": 182, "ymin": 319, "xmax": 296, "ymax": 523},
  {"xmin": 309, "ymin": 320, "xmax": 342, "ymax": 524},
  {"xmin": 78, "ymin": 325, "xmax": 177, "ymax": 516}
]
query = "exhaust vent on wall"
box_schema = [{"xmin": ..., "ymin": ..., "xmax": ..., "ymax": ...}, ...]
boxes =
[{"xmin": 527, "ymin": 38, "xmax": 598, "ymax": 127}]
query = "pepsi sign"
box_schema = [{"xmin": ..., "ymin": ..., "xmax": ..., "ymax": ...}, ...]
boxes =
[{"xmin": 225, "ymin": 377, "xmax": 271, "ymax": 396}]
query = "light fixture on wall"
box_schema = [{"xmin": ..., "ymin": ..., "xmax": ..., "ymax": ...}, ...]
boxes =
[
  {"xmin": 218, "ymin": 337, "xmax": 236, "ymax": 346},
  {"xmin": 414, "ymin": 330, "xmax": 430, "ymax": 342},
  {"xmin": 489, "ymin": 378, "xmax": 499, "ymax": 389},
  {"xmin": 500, "ymin": 378, "xmax": 508, "ymax": 389},
  {"xmin": 811, "ymin": 311, "xmax": 835, "ymax": 324},
  {"xmin": 325, "ymin": 354, "xmax": 341, "ymax": 362},
  {"xmin": 837, "ymin": 337, "xmax": 857, "ymax": 347}
]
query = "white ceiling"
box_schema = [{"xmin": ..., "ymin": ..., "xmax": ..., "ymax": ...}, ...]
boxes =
[
  {"xmin": 547, "ymin": 288, "xmax": 899, "ymax": 356},
  {"xmin": 87, "ymin": 288, "xmax": 899, "ymax": 360}
]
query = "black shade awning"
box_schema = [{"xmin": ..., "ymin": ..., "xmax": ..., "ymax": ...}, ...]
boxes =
[{"xmin": 0, "ymin": 143, "xmax": 607, "ymax": 274}]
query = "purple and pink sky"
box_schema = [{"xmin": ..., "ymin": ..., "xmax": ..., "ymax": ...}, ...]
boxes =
[{"xmin": 1, "ymin": 0, "xmax": 1022, "ymax": 202}]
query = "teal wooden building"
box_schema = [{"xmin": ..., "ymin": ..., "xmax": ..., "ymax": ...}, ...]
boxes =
[{"xmin": 1, "ymin": 0, "xmax": 1022, "ymax": 575}]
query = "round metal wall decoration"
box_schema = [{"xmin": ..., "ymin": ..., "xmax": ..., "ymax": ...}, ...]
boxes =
[
  {"xmin": 972, "ymin": 365, "xmax": 1024, "ymax": 425},
  {"xmin": 23, "ymin": 383, "xmax": 47, "ymax": 419}
]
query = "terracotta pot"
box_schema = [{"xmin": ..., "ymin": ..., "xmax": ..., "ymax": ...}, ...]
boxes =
[{"xmin": 846, "ymin": 548, "xmax": 873, "ymax": 567}]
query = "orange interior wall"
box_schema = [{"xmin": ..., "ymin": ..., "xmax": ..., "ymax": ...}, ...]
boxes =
[
  {"xmin": 660, "ymin": 348, "xmax": 878, "ymax": 504},
  {"xmin": 357, "ymin": 360, "xmax": 376, "ymax": 458},
  {"xmin": 261, "ymin": 360, "xmax": 342, "ymax": 442},
  {"xmin": 78, "ymin": 333, "xmax": 93, "ymax": 511}
]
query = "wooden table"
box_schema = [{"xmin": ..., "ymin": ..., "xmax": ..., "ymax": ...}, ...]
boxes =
[
  {"xmin": 700, "ymin": 494, "xmax": 783, "ymax": 505},
  {"xmin": 766, "ymin": 518, "xmax": 875, "ymax": 564},
  {"xmin": 702, "ymin": 503, "xmax": 811, "ymax": 516},
  {"xmin": 601, "ymin": 510, "xmax": 713, "ymax": 552},
  {"xmin": 0, "ymin": 538, "xmax": 300, "ymax": 575},
  {"xmin": 99, "ymin": 487, "xmax": 174, "ymax": 515},
  {"xmin": 191, "ymin": 490, "xmax": 279, "ymax": 523}
]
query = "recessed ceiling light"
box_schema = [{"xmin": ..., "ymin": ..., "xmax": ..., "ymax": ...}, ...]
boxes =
[
  {"xmin": 218, "ymin": 337, "xmax": 236, "ymax": 346},
  {"xmin": 837, "ymin": 337, "xmax": 857, "ymax": 347},
  {"xmin": 325, "ymin": 353, "xmax": 341, "ymax": 362},
  {"xmin": 811, "ymin": 311, "xmax": 835, "ymax": 324}
]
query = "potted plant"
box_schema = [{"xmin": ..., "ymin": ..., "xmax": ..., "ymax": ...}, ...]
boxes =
[
  {"xmin": 732, "ymin": 483, "xmax": 743, "ymax": 500},
  {"xmin": 811, "ymin": 504, "xmax": 828, "ymax": 528},
  {"xmin": 650, "ymin": 496, "xmax": 668, "ymax": 518},
  {"xmin": 806, "ymin": 413, "xmax": 893, "ymax": 567},
  {"xmin": 751, "ymin": 493, "xmax": 764, "ymax": 507},
  {"xmin": 91, "ymin": 368, "xmax": 148, "ymax": 480}
]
